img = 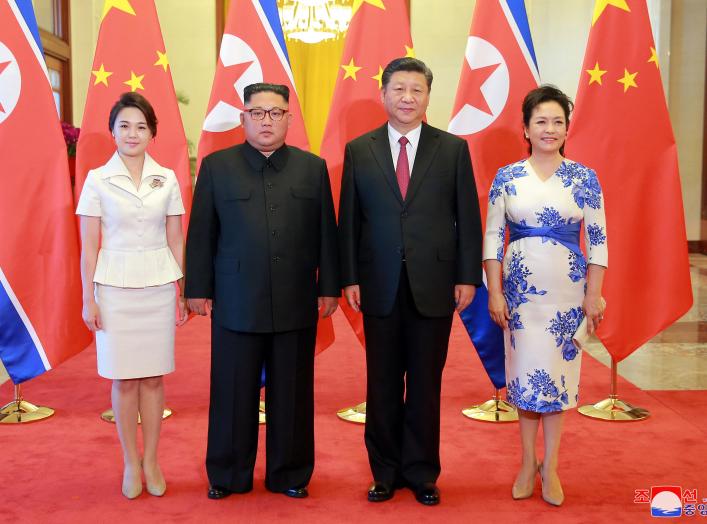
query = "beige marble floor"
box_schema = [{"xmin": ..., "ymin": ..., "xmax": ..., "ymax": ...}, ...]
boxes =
[{"xmin": 584, "ymin": 254, "xmax": 707, "ymax": 390}]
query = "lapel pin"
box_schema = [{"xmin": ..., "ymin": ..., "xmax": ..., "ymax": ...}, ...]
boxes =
[{"xmin": 149, "ymin": 178, "xmax": 164, "ymax": 189}]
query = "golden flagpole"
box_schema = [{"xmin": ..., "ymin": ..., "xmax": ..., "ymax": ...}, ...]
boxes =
[
  {"xmin": 0, "ymin": 384, "xmax": 54, "ymax": 424},
  {"xmin": 462, "ymin": 388, "xmax": 518, "ymax": 422},
  {"xmin": 578, "ymin": 357, "xmax": 649, "ymax": 421}
]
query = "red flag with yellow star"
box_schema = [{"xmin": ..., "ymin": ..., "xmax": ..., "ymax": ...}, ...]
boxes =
[
  {"xmin": 75, "ymin": 0, "xmax": 191, "ymax": 227},
  {"xmin": 319, "ymin": 0, "xmax": 414, "ymax": 347},
  {"xmin": 566, "ymin": 0, "xmax": 692, "ymax": 362}
]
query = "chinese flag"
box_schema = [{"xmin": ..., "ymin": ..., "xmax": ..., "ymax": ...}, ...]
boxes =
[
  {"xmin": 319, "ymin": 0, "xmax": 413, "ymax": 347},
  {"xmin": 197, "ymin": 0, "xmax": 309, "ymax": 170},
  {"xmin": 448, "ymin": 0, "xmax": 539, "ymax": 390},
  {"xmin": 0, "ymin": 1, "xmax": 90, "ymax": 383},
  {"xmin": 566, "ymin": 0, "xmax": 692, "ymax": 362},
  {"xmin": 75, "ymin": 0, "xmax": 191, "ymax": 229}
]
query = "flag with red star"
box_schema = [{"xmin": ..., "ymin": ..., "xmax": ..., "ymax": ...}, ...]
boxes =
[
  {"xmin": 197, "ymin": 0, "xmax": 335, "ymax": 352},
  {"xmin": 566, "ymin": 0, "xmax": 692, "ymax": 362},
  {"xmin": 0, "ymin": 0, "xmax": 90, "ymax": 383},
  {"xmin": 319, "ymin": 0, "xmax": 413, "ymax": 348},
  {"xmin": 196, "ymin": 0, "xmax": 309, "ymax": 169},
  {"xmin": 448, "ymin": 0, "xmax": 539, "ymax": 223},
  {"xmin": 75, "ymin": 0, "xmax": 191, "ymax": 228},
  {"xmin": 448, "ymin": 0, "xmax": 539, "ymax": 389}
]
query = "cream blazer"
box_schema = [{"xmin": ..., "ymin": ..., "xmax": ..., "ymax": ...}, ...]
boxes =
[{"xmin": 76, "ymin": 152, "xmax": 185, "ymax": 288}]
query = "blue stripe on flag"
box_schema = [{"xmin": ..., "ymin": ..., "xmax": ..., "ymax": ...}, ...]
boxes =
[
  {"xmin": 0, "ymin": 282, "xmax": 47, "ymax": 384},
  {"xmin": 258, "ymin": 0, "xmax": 290, "ymax": 63},
  {"xmin": 459, "ymin": 283, "xmax": 506, "ymax": 389},
  {"xmin": 506, "ymin": 0, "xmax": 538, "ymax": 70},
  {"xmin": 14, "ymin": 0, "xmax": 44, "ymax": 56}
]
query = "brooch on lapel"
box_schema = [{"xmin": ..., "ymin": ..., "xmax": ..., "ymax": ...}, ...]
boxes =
[{"xmin": 149, "ymin": 178, "xmax": 164, "ymax": 189}]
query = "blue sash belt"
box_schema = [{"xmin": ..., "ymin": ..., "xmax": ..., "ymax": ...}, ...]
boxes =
[{"xmin": 508, "ymin": 220, "xmax": 582, "ymax": 258}]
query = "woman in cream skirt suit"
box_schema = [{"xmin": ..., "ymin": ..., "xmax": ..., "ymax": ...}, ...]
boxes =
[{"xmin": 77, "ymin": 92, "xmax": 188, "ymax": 499}]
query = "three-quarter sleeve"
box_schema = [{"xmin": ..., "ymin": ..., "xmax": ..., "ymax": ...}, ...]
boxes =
[
  {"xmin": 166, "ymin": 171, "xmax": 186, "ymax": 216},
  {"xmin": 75, "ymin": 171, "xmax": 102, "ymax": 217},
  {"xmin": 482, "ymin": 169, "xmax": 507, "ymax": 262},
  {"xmin": 582, "ymin": 169, "xmax": 608, "ymax": 267}
]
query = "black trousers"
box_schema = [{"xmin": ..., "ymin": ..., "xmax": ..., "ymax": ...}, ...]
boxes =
[
  {"xmin": 363, "ymin": 264, "xmax": 453, "ymax": 488},
  {"xmin": 206, "ymin": 322, "xmax": 316, "ymax": 493}
]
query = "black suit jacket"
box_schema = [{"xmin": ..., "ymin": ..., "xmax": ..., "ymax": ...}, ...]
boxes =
[
  {"xmin": 338, "ymin": 122, "xmax": 482, "ymax": 317},
  {"xmin": 185, "ymin": 142, "xmax": 339, "ymax": 333}
]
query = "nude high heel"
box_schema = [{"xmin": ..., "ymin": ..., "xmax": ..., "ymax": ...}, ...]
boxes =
[
  {"xmin": 143, "ymin": 462, "xmax": 166, "ymax": 497},
  {"xmin": 539, "ymin": 462, "xmax": 564, "ymax": 506},
  {"xmin": 122, "ymin": 466, "xmax": 143, "ymax": 499},
  {"xmin": 511, "ymin": 461, "xmax": 538, "ymax": 500}
]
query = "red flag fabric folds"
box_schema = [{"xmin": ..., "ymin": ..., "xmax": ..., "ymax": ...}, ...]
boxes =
[
  {"xmin": 319, "ymin": 0, "xmax": 413, "ymax": 347},
  {"xmin": 75, "ymin": 0, "xmax": 191, "ymax": 229},
  {"xmin": 197, "ymin": 0, "xmax": 309, "ymax": 169},
  {"xmin": 0, "ymin": 1, "xmax": 90, "ymax": 383},
  {"xmin": 448, "ymin": 0, "xmax": 539, "ymax": 389},
  {"xmin": 566, "ymin": 0, "xmax": 692, "ymax": 362}
]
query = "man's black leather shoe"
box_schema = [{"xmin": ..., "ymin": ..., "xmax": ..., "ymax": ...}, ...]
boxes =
[
  {"xmin": 283, "ymin": 487, "xmax": 309, "ymax": 498},
  {"xmin": 207, "ymin": 486, "xmax": 232, "ymax": 500},
  {"xmin": 414, "ymin": 483, "xmax": 440, "ymax": 506},
  {"xmin": 367, "ymin": 481, "xmax": 394, "ymax": 502}
]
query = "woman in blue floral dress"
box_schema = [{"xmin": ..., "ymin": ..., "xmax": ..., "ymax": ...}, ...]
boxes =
[{"xmin": 484, "ymin": 86, "xmax": 607, "ymax": 506}]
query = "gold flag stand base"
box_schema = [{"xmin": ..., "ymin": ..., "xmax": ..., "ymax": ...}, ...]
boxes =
[
  {"xmin": 578, "ymin": 358, "xmax": 650, "ymax": 421},
  {"xmin": 101, "ymin": 408, "xmax": 173, "ymax": 423},
  {"xmin": 337, "ymin": 401, "xmax": 366, "ymax": 424},
  {"xmin": 462, "ymin": 388, "xmax": 518, "ymax": 422},
  {"xmin": 0, "ymin": 385, "xmax": 54, "ymax": 424},
  {"xmin": 259, "ymin": 400, "xmax": 266, "ymax": 424}
]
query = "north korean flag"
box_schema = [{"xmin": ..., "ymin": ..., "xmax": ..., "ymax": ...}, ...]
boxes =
[{"xmin": 0, "ymin": 0, "xmax": 90, "ymax": 383}]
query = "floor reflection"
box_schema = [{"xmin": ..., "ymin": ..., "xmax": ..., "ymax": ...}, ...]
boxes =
[{"xmin": 584, "ymin": 254, "xmax": 707, "ymax": 390}]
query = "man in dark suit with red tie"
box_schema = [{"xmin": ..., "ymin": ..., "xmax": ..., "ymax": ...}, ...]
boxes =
[{"xmin": 338, "ymin": 58, "xmax": 482, "ymax": 506}]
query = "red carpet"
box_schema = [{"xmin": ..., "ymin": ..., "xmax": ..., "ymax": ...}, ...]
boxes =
[{"xmin": 1, "ymin": 312, "xmax": 705, "ymax": 523}]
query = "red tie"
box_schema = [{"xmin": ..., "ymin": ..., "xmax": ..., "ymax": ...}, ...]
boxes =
[{"xmin": 396, "ymin": 136, "xmax": 410, "ymax": 199}]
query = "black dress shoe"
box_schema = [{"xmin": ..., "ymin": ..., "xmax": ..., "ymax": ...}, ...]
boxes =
[
  {"xmin": 414, "ymin": 483, "xmax": 440, "ymax": 506},
  {"xmin": 283, "ymin": 487, "xmax": 309, "ymax": 498},
  {"xmin": 368, "ymin": 481, "xmax": 394, "ymax": 502},
  {"xmin": 207, "ymin": 486, "xmax": 232, "ymax": 500}
]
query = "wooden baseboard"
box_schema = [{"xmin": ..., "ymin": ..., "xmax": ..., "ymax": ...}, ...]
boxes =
[{"xmin": 688, "ymin": 240, "xmax": 707, "ymax": 254}]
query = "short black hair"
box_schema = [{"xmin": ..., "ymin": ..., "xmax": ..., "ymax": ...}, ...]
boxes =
[
  {"xmin": 522, "ymin": 84, "xmax": 574, "ymax": 156},
  {"xmin": 381, "ymin": 57, "xmax": 433, "ymax": 91},
  {"xmin": 108, "ymin": 92, "xmax": 158, "ymax": 137},
  {"xmin": 243, "ymin": 83, "xmax": 290, "ymax": 104}
]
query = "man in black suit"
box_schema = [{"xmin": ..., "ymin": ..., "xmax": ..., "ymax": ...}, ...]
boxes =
[
  {"xmin": 185, "ymin": 83, "xmax": 339, "ymax": 500},
  {"xmin": 338, "ymin": 58, "xmax": 482, "ymax": 506}
]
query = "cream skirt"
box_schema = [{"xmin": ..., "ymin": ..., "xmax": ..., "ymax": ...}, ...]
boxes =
[{"xmin": 94, "ymin": 283, "xmax": 176, "ymax": 379}]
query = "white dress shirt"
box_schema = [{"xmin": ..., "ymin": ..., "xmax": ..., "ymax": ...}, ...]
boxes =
[{"xmin": 387, "ymin": 123, "xmax": 422, "ymax": 175}]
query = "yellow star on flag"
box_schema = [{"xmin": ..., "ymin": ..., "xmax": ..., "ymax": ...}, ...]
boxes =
[
  {"xmin": 372, "ymin": 66, "xmax": 384, "ymax": 89},
  {"xmin": 92, "ymin": 63, "xmax": 113, "ymax": 87},
  {"xmin": 617, "ymin": 68, "xmax": 638, "ymax": 92},
  {"xmin": 586, "ymin": 61, "xmax": 607, "ymax": 85},
  {"xmin": 352, "ymin": 0, "xmax": 385, "ymax": 17},
  {"xmin": 154, "ymin": 50, "xmax": 169, "ymax": 72},
  {"xmin": 124, "ymin": 71, "xmax": 145, "ymax": 92},
  {"xmin": 648, "ymin": 46, "xmax": 659, "ymax": 68},
  {"xmin": 592, "ymin": 0, "xmax": 630, "ymax": 25},
  {"xmin": 101, "ymin": 0, "xmax": 136, "ymax": 21},
  {"xmin": 341, "ymin": 58, "xmax": 362, "ymax": 81},
  {"xmin": 404, "ymin": 45, "xmax": 415, "ymax": 58}
]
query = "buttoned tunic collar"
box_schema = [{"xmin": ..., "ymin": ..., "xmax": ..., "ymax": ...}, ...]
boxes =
[{"xmin": 242, "ymin": 141, "xmax": 290, "ymax": 172}]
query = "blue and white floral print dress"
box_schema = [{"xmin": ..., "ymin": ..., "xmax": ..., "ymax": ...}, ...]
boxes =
[{"xmin": 483, "ymin": 159, "xmax": 608, "ymax": 413}]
